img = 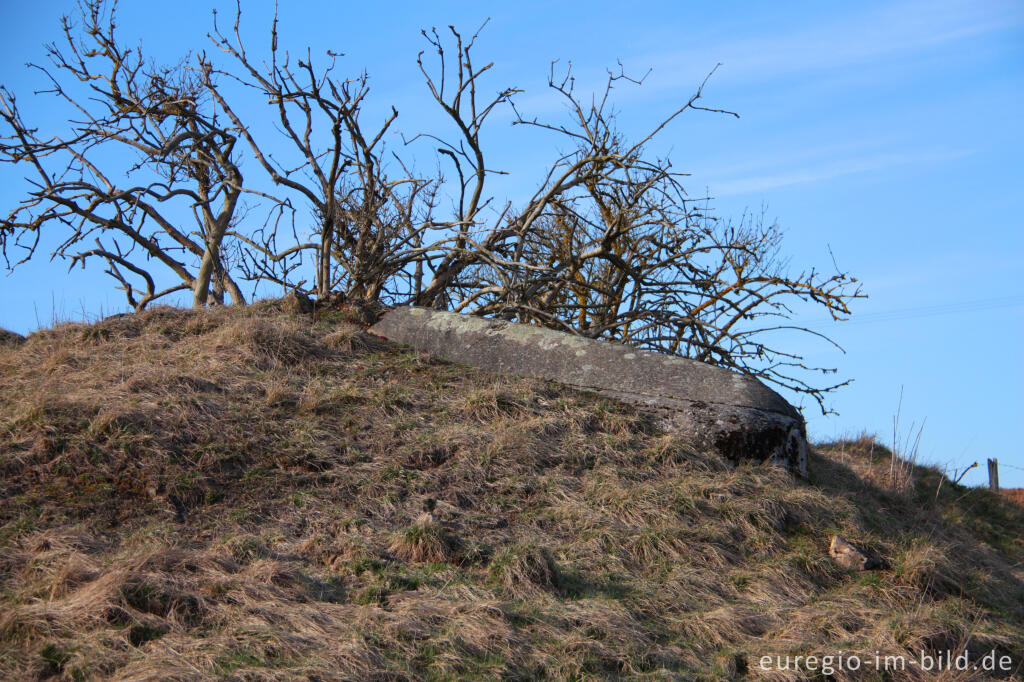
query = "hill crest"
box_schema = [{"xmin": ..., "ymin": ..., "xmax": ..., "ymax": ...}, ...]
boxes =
[{"xmin": 0, "ymin": 303, "xmax": 1022, "ymax": 680}]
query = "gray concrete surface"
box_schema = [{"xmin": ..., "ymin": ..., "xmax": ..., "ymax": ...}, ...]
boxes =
[{"xmin": 371, "ymin": 307, "xmax": 809, "ymax": 476}]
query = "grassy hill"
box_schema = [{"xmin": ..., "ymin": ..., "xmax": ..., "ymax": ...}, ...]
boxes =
[{"xmin": 1, "ymin": 304, "xmax": 1022, "ymax": 680}]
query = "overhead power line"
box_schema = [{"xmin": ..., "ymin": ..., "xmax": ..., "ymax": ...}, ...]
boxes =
[{"xmin": 799, "ymin": 294, "xmax": 1024, "ymax": 328}]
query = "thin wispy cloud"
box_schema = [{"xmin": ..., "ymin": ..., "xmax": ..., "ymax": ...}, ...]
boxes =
[
  {"xmin": 709, "ymin": 148, "xmax": 973, "ymax": 197},
  {"xmin": 499, "ymin": 0, "xmax": 1022, "ymax": 129},
  {"xmin": 693, "ymin": 133, "xmax": 911, "ymax": 181},
  {"xmin": 635, "ymin": 0, "xmax": 1022, "ymax": 93}
]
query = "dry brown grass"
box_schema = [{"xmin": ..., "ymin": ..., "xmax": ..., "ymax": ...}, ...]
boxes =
[
  {"xmin": 0, "ymin": 303, "xmax": 1022, "ymax": 680},
  {"xmin": 1002, "ymin": 489, "xmax": 1024, "ymax": 508}
]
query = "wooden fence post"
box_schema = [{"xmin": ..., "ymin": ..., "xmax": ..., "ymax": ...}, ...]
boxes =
[{"xmin": 987, "ymin": 458, "xmax": 999, "ymax": 493}]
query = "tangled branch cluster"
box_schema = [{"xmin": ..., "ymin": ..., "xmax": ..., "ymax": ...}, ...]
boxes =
[{"xmin": 0, "ymin": 1, "xmax": 863, "ymax": 408}]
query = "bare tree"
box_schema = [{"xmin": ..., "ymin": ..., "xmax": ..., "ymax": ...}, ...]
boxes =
[
  {"xmin": 0, "ymin": 0, "xmax": 255, "ymax": 310},
  {"xmin": 1, "ymin": 4, "xmax": 863, "ymax": 407},
  {"xmin": 406, "ymin": 38, "xmax": 863, "ymax": 409},
  {"xmin": 203, "ymin": 4, "xmax": 442, "ymax": 303}
]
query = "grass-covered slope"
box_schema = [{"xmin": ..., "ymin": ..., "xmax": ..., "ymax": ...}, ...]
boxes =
[{"xmin": 1, "ymin": 304, "xmax": 1022, "ymax": 680}]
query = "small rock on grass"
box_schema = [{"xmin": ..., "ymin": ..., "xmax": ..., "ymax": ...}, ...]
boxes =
[
  {"xmin": 830, "ymin": 535, "xmax": 889, "ymax": 571},
  {"xmin": 282, "ymin": 290, "xmax": 314, "ymax": 315}
]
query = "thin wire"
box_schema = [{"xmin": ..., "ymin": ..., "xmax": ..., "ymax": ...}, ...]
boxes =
[{"xmin": 799, "ymin": 294, "xmax": 1024, "ymax": 329}]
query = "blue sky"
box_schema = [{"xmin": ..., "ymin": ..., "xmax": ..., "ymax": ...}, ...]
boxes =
[{"xmin": 2, "ymin": 0, "xmax": 1022, "ymax": 487}]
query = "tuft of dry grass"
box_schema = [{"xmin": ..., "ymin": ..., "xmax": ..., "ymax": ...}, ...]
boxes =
[
  {"xmin": 488, "ymin": 540, "xmax": 562, "ymax": 598},
  {"xmin": 0, "ymin": 302, "xmax": 1022, "ymax": 680},
  {"xmin": 390, "ymin": 512, "xmax": 461, "ymax": 564}
]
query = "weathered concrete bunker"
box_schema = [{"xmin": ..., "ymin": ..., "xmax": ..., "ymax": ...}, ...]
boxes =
[{"xmin": 371, "ymin": 307, "xmax": 809, "ymax": 476}]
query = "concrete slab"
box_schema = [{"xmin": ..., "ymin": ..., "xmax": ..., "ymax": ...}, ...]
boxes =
[{"xmin": 371, "ymin": 307, "xmax": 809, "ymax": 476}]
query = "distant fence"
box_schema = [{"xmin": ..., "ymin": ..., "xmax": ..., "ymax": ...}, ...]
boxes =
[
  {"xmin": 994, "ymin": 460, "xmax": 1024, "ymax": 506},
  {"xmin": 988, "ymin": 459, "xmax": 1024, "ymax": 508}
]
